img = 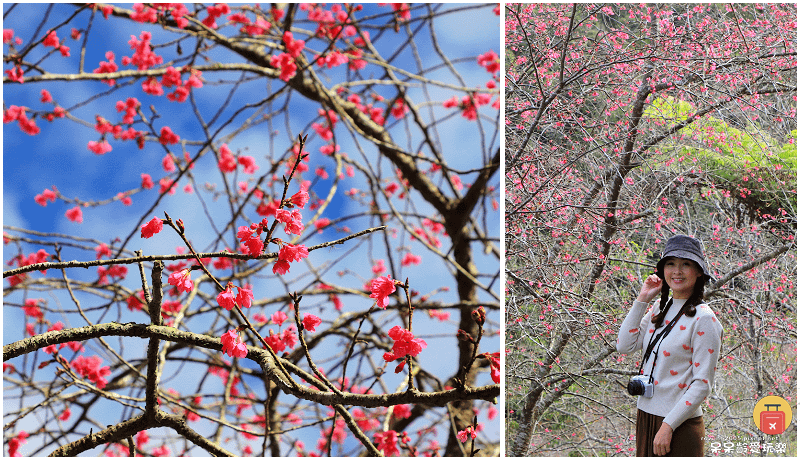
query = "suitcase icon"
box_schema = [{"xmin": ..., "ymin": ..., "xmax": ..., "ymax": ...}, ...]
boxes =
[{"xmin": 760, "ymin": 404, "xmax": 786, "ymax": 435}]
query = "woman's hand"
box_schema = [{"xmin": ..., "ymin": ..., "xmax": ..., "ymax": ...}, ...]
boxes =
[
  {"xmin": 637, "ymin": 274, "xmax": 662, "ymax": 303},
  {"xmin": 653, "ymin": 422, "xmax": 673, "ymax": 456}
]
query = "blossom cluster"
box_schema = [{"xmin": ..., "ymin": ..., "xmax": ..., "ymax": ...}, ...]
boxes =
[
  {"xmin": 141, "ymin": 216, "xmax": 163, "ymax": 238},
  {"xmin": 3, "ymin": 105, "xmax": 41, "ymax": 135},
  {"xmin": 483, "ymin": 352, "xmax": 501, "ymax": 384},
  {"xmin": 7, "ymin": 431, "xmax": 27, "ymax": 457},
  {"xmin": 2, "ymin": 4, "xmax": 505, "ymax": 455},
  {"xmin": 5, "ymin": 248, "xmax": 49, "ymax": 286},
  {"xmin": 383, "ymin": 325, "xmax": 428, "ymax": 373},
  {"xmin": 441, "ymin": 49, "xmax": 500, "ymax": 120},
  {"xmin": 369, "ymin": 275, "xmax": 396, "ymax": 309},
  {"xmin": 374, "ymin": 429, "xmax": 409, "ymax": 457},
  {"xmin": 218, "ymin": 143, "xmax": 258, "ymax": 174},
  {"xmin": 221, "ymin": 329, "xmax": 248, "ymax": 359},
  {"xmin": 71, "ymin": 355, "xmax": 112, "ymax": 389},
  {"xmin": 457, "ymin": 425, "xmax": 478, "ymax": 443},
  {"xmin": 167, "ymin": 268, "xmax": 194, "ymax": 294},
  {"xmin": 216, "ymin": 284, "xmax": 254, "ymax": 311}
]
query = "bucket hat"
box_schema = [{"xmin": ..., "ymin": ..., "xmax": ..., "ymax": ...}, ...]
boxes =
[{"xmin": 655, "ymin": 234, "xmax": 711, "ymax": 283}]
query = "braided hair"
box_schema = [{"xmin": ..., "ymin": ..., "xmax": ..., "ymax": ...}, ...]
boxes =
[{"xmin": 650, "ymin": 262, "xmax": 706, "ymax": 328}]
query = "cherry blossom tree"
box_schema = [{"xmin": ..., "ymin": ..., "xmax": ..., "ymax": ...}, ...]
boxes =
[
  {"xmin": 3, "ymin": 3, "xmax": 501, "ymax": 456},
  {"xmin": 505, "ymin": 3, "xmax": 795, "ymax": 456}
]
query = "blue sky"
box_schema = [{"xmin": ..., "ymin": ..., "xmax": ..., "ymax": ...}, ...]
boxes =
[{"xmin": 4, "ymin": 3, "xmax": 501, "ymax": 456}]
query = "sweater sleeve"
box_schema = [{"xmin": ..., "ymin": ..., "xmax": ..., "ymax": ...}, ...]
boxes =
[
  {"xmin": 617, "ymin": 300, "xmax": 653, "ymax": 354},
  {"xmin": 662, "ymin": 312, "xmax": 723, "ymax": 429}
]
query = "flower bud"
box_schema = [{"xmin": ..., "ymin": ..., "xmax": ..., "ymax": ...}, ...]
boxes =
[
  {"xmin": 471, "ymin": 306, "xmax": 486, "ymax": 325},
  {"xmin": 456, "ymin": 329, "xmax": 474, "ymax": 343}
]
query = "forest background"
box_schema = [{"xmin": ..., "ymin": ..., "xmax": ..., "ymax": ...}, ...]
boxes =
[{"xmin": 505, "ymin": 3, "xmax": 796, "ymax": 457}]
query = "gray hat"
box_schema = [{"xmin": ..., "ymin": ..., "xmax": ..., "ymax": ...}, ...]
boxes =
[{"xmin": 656, "ymin": 234, "xmax": 711, "ymax": 283}]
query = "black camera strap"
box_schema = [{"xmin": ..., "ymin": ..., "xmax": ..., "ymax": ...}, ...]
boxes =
[{"xmin": 638, "ymin": 299, "xmax": 686, "ymax": 383}]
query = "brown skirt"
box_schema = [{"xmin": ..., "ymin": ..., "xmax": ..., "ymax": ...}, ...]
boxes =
[{"xmin": 636, "ymin": 409, "xmax": 704, "ymax": 457}]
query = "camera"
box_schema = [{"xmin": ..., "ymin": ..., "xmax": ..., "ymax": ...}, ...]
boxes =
[{"xmin": 627, "ymin": 375, "xmax": 654, "ymax": 398}]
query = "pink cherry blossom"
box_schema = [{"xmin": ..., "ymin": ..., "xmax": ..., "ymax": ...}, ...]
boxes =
[
  {"xmin": 135, "ymin": 431, "xmax": 149, "ymax": 447},
  {"xmin": 34, "ymin": 188, "xmax": 57, "ymax": 207},
  {"xmin": 482, "ymin": 352, "xmax": 500, "ymax": 384},
  {"xmin": 372, "ymin": 259, "xmax": 386, "ymax": 274},
  {"xmin": 65, "ymin": 206, "xmax": 83, "ymax": 223},
  {"xmin": 270, "ymin": 52, "xmax": 297, "ymax": 82},
  {"xmin": 252, "ymin": 313, "xmax": 267, "ymax": 324},
  {"xmin": 71, "ymin": 355, "xmax": 111, "ymax": 389},
  {"xmin": 271, "ymin": 310, "xmax": 288, "ymax": 326},
  {"xmin": 142, "ymin": 77, "xmax": 163, "ymax": 96},
  {"xmin": 6, "ymin": 64, "xmax": 24, "ymax": 83},
  {"xmin": 236, "ymin": 286, "xmax": 254, "ymax": 309},
  {"xmin": 3, "ymin": 29, "xmax": 15, "ymax": 44},
  {"xmin": 477, "ymin": 50, "xmax": 500, "ymax": 74},
  {"xmin": 272, "ymin": 259, "xmax": 291, "ymax": 275},
  {"xmin": 383, "ymin": 325, "xmax": 427, "ymax": 362},
  {"xmin": 238, "ymin": 155, "xmax": 258, "ymax": 173},
  {"xmin": 302, "ymin": 314, "xmax": 322, "ymax": 332},
  {"xmin": 22, "ymin": 299, "xmax": 43, "ymax": 318},
  {"xmin": 374, "ymin": 430, "xmax": 400, "ymax": 457},
  {"xmin": 265, "ymin": 331, "xmax": 286, "ymax": 353},
  {"xmin": 130, "ymin": 3, "xmax": 157, "ymax": 23},
  {"xmin": 278, "ymin": 243, "xmax": 309, "ymax": 263},
  {"xmin": 242, "ymin": 236, "xmax": 264, "ymax": 257},
  {"xmin": 93, "ymin": 51, "xmax": 118, "ymax": 85},
  {"xmin": 457, "ymin": 426, "xmax": 477, "ymax": 443},
  {"xmin": 401, "ymin": 253, "xmax": 421, "ymax": 266},
  {"xmin": 314, "ymin": 218, "xmax": 331, "ymax": 232},
  {"xmin": 218, "ymin": 143, "xmax": 236, "ymax": 172},
  {"xmin": 141, "ymin": 173, "xmax": 154, "ymax": 189},
  {"xmin": 158, "ymin": 126, "xmax": 179, "ymax": 145},
  {"xmin": 275, "ymin": 208, "xmax": 304, "ymax": 235},
  {"xmin": 370, "ymin": 275, "xmax": 396, "ymax": 309},
  {"xmin": 290, "ymin": 189, "xmax": 310, "ymax": 208},
  {"xmin": 167, "ymin": 268, "xmax": 193, "ymax": 293},
  {"xmin": 140, "ymin": 216, "xmax": 163, "ymax": 239},
  {"xmin": 221, "ymin": 329, "xmax": 248, "ymax": 358},
  {"xmin": 390, "ymin": 99, "xmax": 408, "ymax": 119},
  {"xmin": 43, "ymin": 30, "xmax": 59, "ymax": 48},
  {"xmin": 217, "ymin": 285, "xmax": 235, "ymax": 310},
  {"xmin": 7, "ymin": 431, "xmax": 28, "ymax": 457},
  {"xmin": 283, "ymin": 31, "xmax": 305, "ymax": 58},
  {"xmin": 281, "ymin": 326, "xmax": 298, "ymax": 349},
  {"xmin": 123, "ymin": 31, "xmax": 162, "ymax": 70},
  {"xmin": 392, "ymin": 404, "xmax": 411, "ymax": 419}
]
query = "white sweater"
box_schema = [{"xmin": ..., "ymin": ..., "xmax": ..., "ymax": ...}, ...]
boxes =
[{"xmin": 617, "ymin": 298, "xmax": 723, "ymax": 429}]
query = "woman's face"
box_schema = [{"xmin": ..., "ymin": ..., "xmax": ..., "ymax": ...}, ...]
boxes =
[{"xmin": 662, "ymin": 257, "xmax": 702, "ymax": 299}]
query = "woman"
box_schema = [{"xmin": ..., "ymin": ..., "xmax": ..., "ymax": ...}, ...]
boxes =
[{"xmin": 617, "ymin": 235, "xmax": 723, "ymax": 456}]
